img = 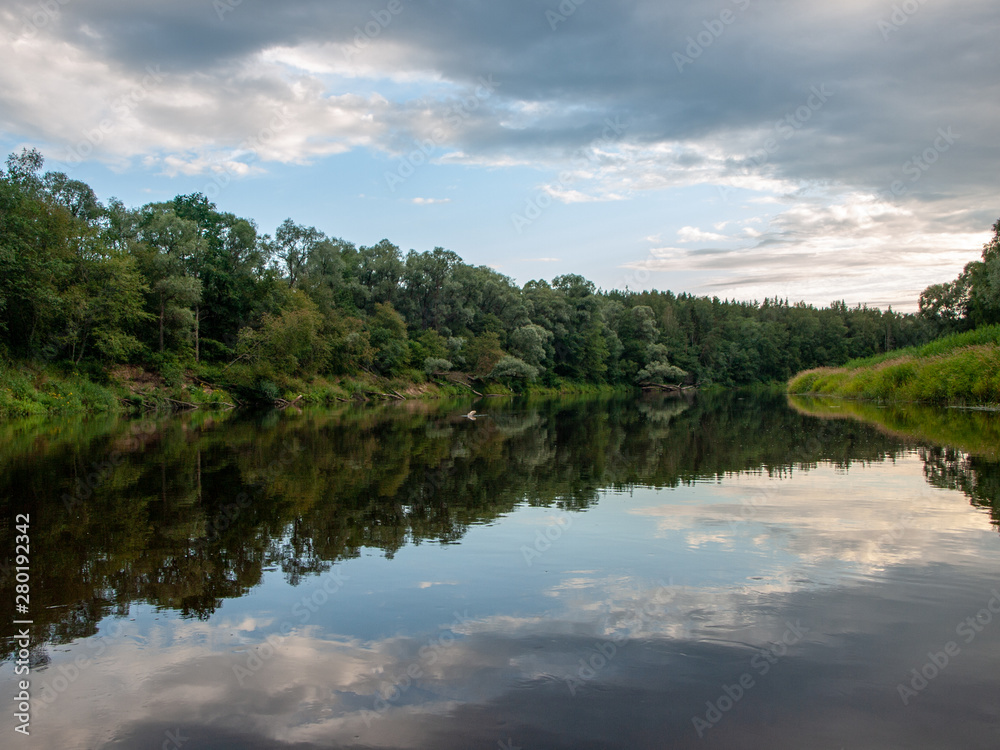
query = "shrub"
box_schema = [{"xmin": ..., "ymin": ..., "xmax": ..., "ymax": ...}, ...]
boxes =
[
  {"xmin": 490, "ymin": 356, "xmax": 539, "ymax": 383},
  {"xmin": 424, "ymin": 357, "xmax": 453, "ymax": 374},
  {"xmin": 635, "ymin": 362, "xmax": 687, "ymax": 385}
]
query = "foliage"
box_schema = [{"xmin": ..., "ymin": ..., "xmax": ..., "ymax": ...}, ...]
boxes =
[
  {"xmin": 0, "ymin": 360, "xmax": 120, "ymax": 418},
  {"xmin": 4, "ymin": 148, "xmax": 998, "ymax": 406},
  {"xmin": 920, "ymin": 219, "xmax": 1000, "ymax": 332},
  {"xmin": 636, "ymin": 361, "xmax": 688, "ymax": 385},
  {"xmin": 424, "ymin": 357, "xmax": 453, "ymax": 374},
  {"xmin": 490, "ymin": 355, "xmax": 540, "ymax": 384},
  {"xmin": 237, "ymin": 292, "xmax": 330, "ymax": 377}
]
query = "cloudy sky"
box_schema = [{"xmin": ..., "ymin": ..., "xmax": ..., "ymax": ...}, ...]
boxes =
[{"xmin": 3, "ymin": 0, "xmax": 998, "ymax": 309}]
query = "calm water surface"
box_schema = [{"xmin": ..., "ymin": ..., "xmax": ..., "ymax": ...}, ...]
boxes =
[{"xmin": 1, "ymin": 392, "xmax": 999, "ymax": 749}]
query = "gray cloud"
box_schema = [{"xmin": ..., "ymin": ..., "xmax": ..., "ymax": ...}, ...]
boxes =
[
  {"xmin": 8, "ymin": 2, "xmax": 998, "ymax": 185},
  {"xmin": 4, "ymin": 0, "xmax": 997, "ymax": 305}
]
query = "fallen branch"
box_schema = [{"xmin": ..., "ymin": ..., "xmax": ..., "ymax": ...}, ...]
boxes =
[
  {"xmin": 641, "ymin": 383, "xmax": 685, "ymax": 392},
  {"xmin": 366, "ymin": 390, "xmax": 402, "ymax": 401},
  {"xmin": 458, "ymin": 382, "xmax": 484, "ymax": 397},
  {"xmin": 165, "ymin": 397, "xmax": 199, "ymax": 410}
]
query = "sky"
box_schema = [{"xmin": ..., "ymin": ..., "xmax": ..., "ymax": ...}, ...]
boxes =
[{"xmin": 2, "ymin": 0, "xmax": 998, "ymax": 310}]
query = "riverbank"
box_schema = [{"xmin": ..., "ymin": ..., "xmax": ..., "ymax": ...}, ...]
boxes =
[
  {"xmin": 787, "ymin": 325, "xmax": 1000, "ymax": 405},
  {"xmin": 0, "ymin": 359, "xmax": 632, "ymax": 419}
]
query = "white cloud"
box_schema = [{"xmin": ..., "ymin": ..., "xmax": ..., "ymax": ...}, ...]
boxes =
[
  {"xmin": 623, "ymin": 189, "xmax": 991, "ymax": 309},
  {"xmin": 677, "ymin": 226, "xmax": 728, "ymax": 243}
]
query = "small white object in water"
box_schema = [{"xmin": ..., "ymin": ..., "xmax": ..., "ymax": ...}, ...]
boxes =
[{"xmin": 466, "ymin": 410, "xmax": 477, "ymax": 420}]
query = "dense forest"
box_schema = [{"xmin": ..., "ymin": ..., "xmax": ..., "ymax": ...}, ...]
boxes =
[{"xmin": 1, "ymin": 147, "xmax": 995, "ymax": 403}]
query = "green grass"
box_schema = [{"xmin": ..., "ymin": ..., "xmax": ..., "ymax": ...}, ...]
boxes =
[
  {"xmin": 838, "ymin": 325, "xmax": 1000, "ymax": 369},
  {"xmin": 525, "ymin": 378, "xmax": 631, "ymax": 396},
  {"xmin": 0, "ymin": 359, "xmax": 644, "ymax": 422},
  {"xmin": 788, "ymin": 325, "xmax": 1000, "ymax": 405},
  {"xmin": 0, "ymin": 361, "xmax": 122, "ymax": 418}
]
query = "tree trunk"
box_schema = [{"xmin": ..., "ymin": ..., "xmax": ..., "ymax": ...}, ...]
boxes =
[
  {"xmin": 194, "ymin": 305, "xmax": 200, "ymax": 363},
  {"xmin": 159, "ymin": 296, "xmax": 165, "ymax": 353}
]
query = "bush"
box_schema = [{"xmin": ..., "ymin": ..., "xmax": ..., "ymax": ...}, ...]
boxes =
[
  {"xmin": 424, "ymin": 357, "xmax": 453, "ymax": 374},
  {"xmin": 490, "ymin": 356, "xmax": 539, "ymax": 383},
  {"xmin": 635, "ymin": 362, "xmax": 687, "ymax": 384},
  {"xmin": 257, "ymin": 379, "xmax": 280, "ymax": 402}
]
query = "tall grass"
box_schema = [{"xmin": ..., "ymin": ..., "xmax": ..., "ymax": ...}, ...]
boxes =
[
  {"xmin": 788, "ymin": 325, "xmax": 1000, "ymax": 405},
  {"xmin": 0, "ymin": 362, "xmax": 122, "ymax": 418}
]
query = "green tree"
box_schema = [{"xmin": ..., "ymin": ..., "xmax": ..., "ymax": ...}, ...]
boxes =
[
  {"xmin": 271, "ymin": 218, "xmax": 324, "ymax": 289},
  {"xmin": 352, "ymin": 240, "xmax": 403, "ymax": 313},
  {"xmin": 490, "ymin": 355, "xmax": 539, "ymax": 387},
  {"xmin": 135, "ymin": 208, "xmax": 204, "ymax": 353},
  {"xmin": 368, "ymin": 302, "xmax": 409, "ymax": 375},
  {"xmin": 237, "ymin": 291, "xmax": 329, "ymax": 376},
  {"xmin": 509, "ymin": 324, "xmax": 553, "ymax": 371},
  {"xmin": 919, "ymin": 219, "xmax": 1000, "ymax": 332},
  {"xmin": 60, "ymin": 253, "xmax": 149, "ymax": 363},
  {"xmin": 0, "ymin": 149, "xmax": 75, "ymax": 356}
]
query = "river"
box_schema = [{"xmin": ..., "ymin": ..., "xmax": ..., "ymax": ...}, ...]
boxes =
[{"xmin": 1, "ymin": 391, "xmax": 998, "ymax": 748}]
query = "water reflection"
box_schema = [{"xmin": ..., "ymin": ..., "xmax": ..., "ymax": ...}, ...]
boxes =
[{"xmin": 1, "ymin": 392, "xmax": 999, "ymax": 749}]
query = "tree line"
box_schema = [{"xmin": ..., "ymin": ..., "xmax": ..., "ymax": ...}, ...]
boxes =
[{"xmin": 1, "ymin": 147, "xmax": 992, "ymax": 394}]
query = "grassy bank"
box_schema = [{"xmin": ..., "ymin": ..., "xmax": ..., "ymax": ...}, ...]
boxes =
[
  {"xmin": 0, "ymin": 358, "xmax": 640, "ymax": 419},
  {"xmin": 788, "ymin": 325, "xmax": 1000, "ymax": 405},
  {"xmin": 0, "ymin": 362, "xmax": 122, "ymax": 418}
]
